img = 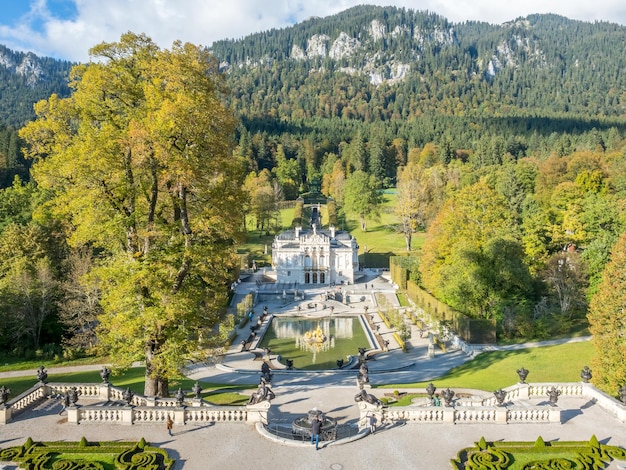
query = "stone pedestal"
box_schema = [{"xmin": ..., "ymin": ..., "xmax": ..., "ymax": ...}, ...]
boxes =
[
  {"xmin": 67, "ymin": 406, "xmax": 79, "ymax": 425},
  {"xmin": 121, "ymin": 406, "xmax": 134, "ymax": 425},
  {"xmin": 549, "ymin": 407, "xmax": 562, "ymax": 424},
  {"xmin": 246, "ymin": 401, "xmax": 270, "ymax": 424},
  {"xmin": 98, "ymin": 384, "xmax": 111, "ymax": 401},
  {"xmin": 517, "ymin": 383, "xmax": 530, "ymax": 400},
  {"xmin": 174, "ymin": 408, "xmax": 186, "ymax": 425},
  {"xmin": 0, "ymin": 405, "xmax": 11, "ymax": 424},
  {"xmin": 495, "ymin": 407, "xmax": 508, "ymax": 424},
  {"xmin": 443, "ymin": 408, "xmax": 455, "ymax": 423},
  {"xmin": 427, "ymin": 343, "xmax": 435, "ymax": 359},
  {"xmin": 191, "ymin": 399, "xmax": 203, "ymax": 407}
]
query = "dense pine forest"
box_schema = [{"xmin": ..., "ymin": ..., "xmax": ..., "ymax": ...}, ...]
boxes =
[{"xmin": 0, "ymin": 6, "xmax": 625, "ymax": 393}]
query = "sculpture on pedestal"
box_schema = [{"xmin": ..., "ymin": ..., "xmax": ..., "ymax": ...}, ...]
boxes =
[
  {"xmin": 442, "ymin": 388, "xmax": 455, "ymax": 407},
  {"xmin": 192, "ymin": 381, "xmax": 202, "ymax": 399},
  {"xmin": 516, "ymin": 367, "xmax": 529, "ymax": 384},
  {"xmin": 175, "ymin": 388, "xmax": 185, "ymax": 406},
  {"xmin": 100, "ymin": 367, "xmax": 111, "ymax": 384},
  {"xmin": 357, "ymin": 362, "xmax": 369, "ymax": 387},
  {"xmin": 493, "ymin": 389, "xmax": 507, "ymax": 406},
  {"xmin": 36, "ymin": 366, "xmax": 48, "ymax": 384},
  {"xmin": 122, "ymin": 387, "xmax": 134, "ymax": 406},
  {"xmin": 248, "ymin": 377, "xmax": 275, "ymax": 405},
  {"xmin": 354, "ymin": 389, "xmax": 382, "ymax": 407},
  {"xmin": 580, "ymin": 366, "xmax": 592, "ymax": 383},
  {"xmin": 0, "ymin": 385, "xmax": 10, "ymax": 405},
  {"xmin": 547, "ymin": 386, "xmax": 561, "ymax": 405}
]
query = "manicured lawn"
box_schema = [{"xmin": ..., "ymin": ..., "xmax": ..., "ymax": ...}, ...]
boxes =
[
  {"xmin": 0, "ymin": 366, "xmax": 254, "ymax": 403},
  {"xmin": 0, "ymin": 354, "xmax": 106, "ymax": 373},
  {"xmin": 381, "ymin": 341, "xmax": 594, "ymax": 391}
]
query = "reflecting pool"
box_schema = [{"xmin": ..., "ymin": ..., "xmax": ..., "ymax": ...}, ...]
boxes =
[{"xmin": 258, "ymin": 316, "xmax": 370, "ymax": 370}]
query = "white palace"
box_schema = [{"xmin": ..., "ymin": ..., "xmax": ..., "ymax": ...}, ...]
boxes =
[{"xmin": 271, "ymin": 208, "xmax": 359, "ymax": 285}]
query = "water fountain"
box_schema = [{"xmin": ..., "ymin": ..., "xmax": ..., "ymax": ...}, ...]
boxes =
[{"xmin": 291, "ymin": 408, "xmax": 337, "ymax": 441}]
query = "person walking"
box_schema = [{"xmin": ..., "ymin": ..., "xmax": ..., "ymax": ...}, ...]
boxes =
[
  {"xmin": 166, "ymin": 416, "xmax": 174, "ymax": 436},
  {"xmin": 310, "ymin": 416, "xmax": 322, "ymax": 450}
]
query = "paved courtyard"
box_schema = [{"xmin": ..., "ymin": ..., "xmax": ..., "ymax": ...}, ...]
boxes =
[{"xmin": 1, "ymin": 269, "xmax": 624, "ymax": 470}]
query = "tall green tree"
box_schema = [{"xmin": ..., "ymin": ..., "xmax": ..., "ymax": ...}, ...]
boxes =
[
  {"xmin": 342, "ymin": 170, "xmax": 382, "ymax": 232},
  {"xmin": 588, "ymin": 232, "xmax": 626, "ymax": 396},
  {"xmin": 20, "ymin": 33, "xmax": 245, "ymax": 397}
]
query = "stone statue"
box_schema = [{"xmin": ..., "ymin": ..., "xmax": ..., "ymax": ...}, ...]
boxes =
[
  {"xmin": 100, "ymin": 367, "xmax": 111, "ymax": 384},
  {"xmin": 36, "ymin": 366, "xmax": 48, "ymax": 384},
  {"xmin": 357, "ymin": 362, "xmax": 369, "ymax": 387},
  {"xmin": 336, "ymin": 359, "xmax": 344, "ymax": 368},
  {"xmin": 493, "ymin": 389, "xmax": 507, "ymax": 406},
  {"xmin": 580, "ymin": 366, "xmax": 592, "ymax": 383},
  {"xmin": 192, "ymin": 381, "xmax": 202, "ymax": 399},
  {"xmin": 354, "ymin": 389, "xmax": 382, "ymax": 407},
  {"xmin": 248, "ymin": 377, "xmax": 275, "ymax": 405},
  {"xmin": 442, "ymin": 388, "xmax": 455, "ymax": 407},
  {"xmin": 261, "ymin": 361, "xmax": 272, "ymax": 383},
  {"xmin": 426, "ymin": 383, "xmax": 437, "ymax": 401},
  {"xmin": 0, "ymin": 385, "xmax": 10, "ymax": 405},
  {"xmin": 175, "ymin": 388, "xmax": 185, "ymax": 406},
  {"xmin": 68, "ymin": 386, "xmax": 80, "ymax": 406},
  {"xmin": 516, "ymin": 367, "xmax": 529, "ymax": 384},
  {"xmin": 122, "ymin": 387, "xmax": 134, "ymax": 406},
  {"xmin": 547, "ymin": 386, "xmax": 561, "ymax": 405}
]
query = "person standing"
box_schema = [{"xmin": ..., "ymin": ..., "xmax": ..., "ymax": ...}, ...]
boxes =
[
  {"xmin": 166, "ymin": 416, "xmax": 174, "ymax": 436},
  {"xmin": 310, "ymin": 416, "xmax": 322, "ymax": 450},
  {"xmin": 368, "ymin": 413, "xmax": 377, "ymax": 433}
]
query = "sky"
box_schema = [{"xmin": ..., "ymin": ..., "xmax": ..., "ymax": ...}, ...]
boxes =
[{"xmin": 1, "ymin": 0, "xmax": 625, "ymax": 63}]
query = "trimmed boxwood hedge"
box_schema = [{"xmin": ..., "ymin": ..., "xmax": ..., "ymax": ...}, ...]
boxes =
[
  {"xmin": 451, "ymin": 435, "xmax": 626, "ymax": 470},
  {"xmin": 0, "ymin": 437, "xmax": 174, "ymax": 470}
]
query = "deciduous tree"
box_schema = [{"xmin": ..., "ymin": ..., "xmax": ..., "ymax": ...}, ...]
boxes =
[
  {"xmin": 20, "ymin": 33, "xmax": 245, "ymax": 397},
  {"xmin": 588, "ymin": 233, "xmax": 626, "ymax": 396}
]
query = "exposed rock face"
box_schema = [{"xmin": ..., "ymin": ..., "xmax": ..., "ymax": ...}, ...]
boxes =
[
  {"xmin": 0, "ymin": 51, "xmax": 43, "ymax": 86},
  {"xmin": 329, "ymin": 32, "xmax": 361, "ymax": 59},
  {"xmin": 306, "ymin": 34, "xmax": 329, "ymax": 58}
]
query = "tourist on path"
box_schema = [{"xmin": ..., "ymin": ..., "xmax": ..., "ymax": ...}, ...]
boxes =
[
  {"xmin": 311, "ymin": 416, "xmax": 322, "ymax": 450},
  {"xmin": 58, "ymin": 392, "xmax": 70, "ymax": 415},
  {"xmin": 166, "ymin": 416, "xmax": 174, "ymax": 436}
]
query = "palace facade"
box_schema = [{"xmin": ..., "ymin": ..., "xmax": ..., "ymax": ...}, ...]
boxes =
[{"xmin": 271, "ymin": 223, "xmax": 359, "ymax": 285}]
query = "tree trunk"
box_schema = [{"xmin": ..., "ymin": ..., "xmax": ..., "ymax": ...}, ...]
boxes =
[
  {"xmin": 144, "ymin": 346, "xmax": 170, "ymax": 397},
  {"xmin": 404, "ymin": 231, "xmax": 412, "ymax": 251}
]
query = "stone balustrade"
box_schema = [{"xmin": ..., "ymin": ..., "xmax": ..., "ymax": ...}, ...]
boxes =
[{"xmin": 358, "ymin": 381, "xmax": 626, "ymax": 427}]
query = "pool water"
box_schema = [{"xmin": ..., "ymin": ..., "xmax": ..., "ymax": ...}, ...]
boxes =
[{"xmin": 258, "ymin": 316, "xmax": 370, "ymax": 370}]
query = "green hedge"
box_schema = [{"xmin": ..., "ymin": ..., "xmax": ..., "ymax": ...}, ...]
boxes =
[
  {"xmin": 0, "ymin": 438, "xmax": 174, "ymax": 470},
  {"xmin": 406, "ymin": 281, "xmax": 496, "ymax": 344},
  {"xmin": 291, "ymin": 198, "xmax": 304, "ymax": 228},
  {"xmin": 451, "ymin": 435, "xmax": 626, "ymax": 470}
]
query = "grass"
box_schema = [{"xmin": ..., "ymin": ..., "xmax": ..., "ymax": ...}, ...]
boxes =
[
  {"xmin": 0, "ymin": 366, "xmax": 255, "ymax": 404},
  {"xmin": 239, "ymin": 194, "xmax": 419, "ymax": 270},
  {"xmin": 379, "ymin": 341, "xmax": 594, "ymax": 391},
  {"xmin": 0, "ymin": 354, "xmax": 107, "ymax": 373}
]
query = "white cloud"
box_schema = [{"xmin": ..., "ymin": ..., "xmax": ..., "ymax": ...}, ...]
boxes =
[{"xmin": 1, "ymin": 0, "xmax": 625, "ymax": 62}]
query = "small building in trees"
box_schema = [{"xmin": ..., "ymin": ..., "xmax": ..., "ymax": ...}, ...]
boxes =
[{"xmin": 272, "ymin": 211, "xmax": 359, "ymax": 285}]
